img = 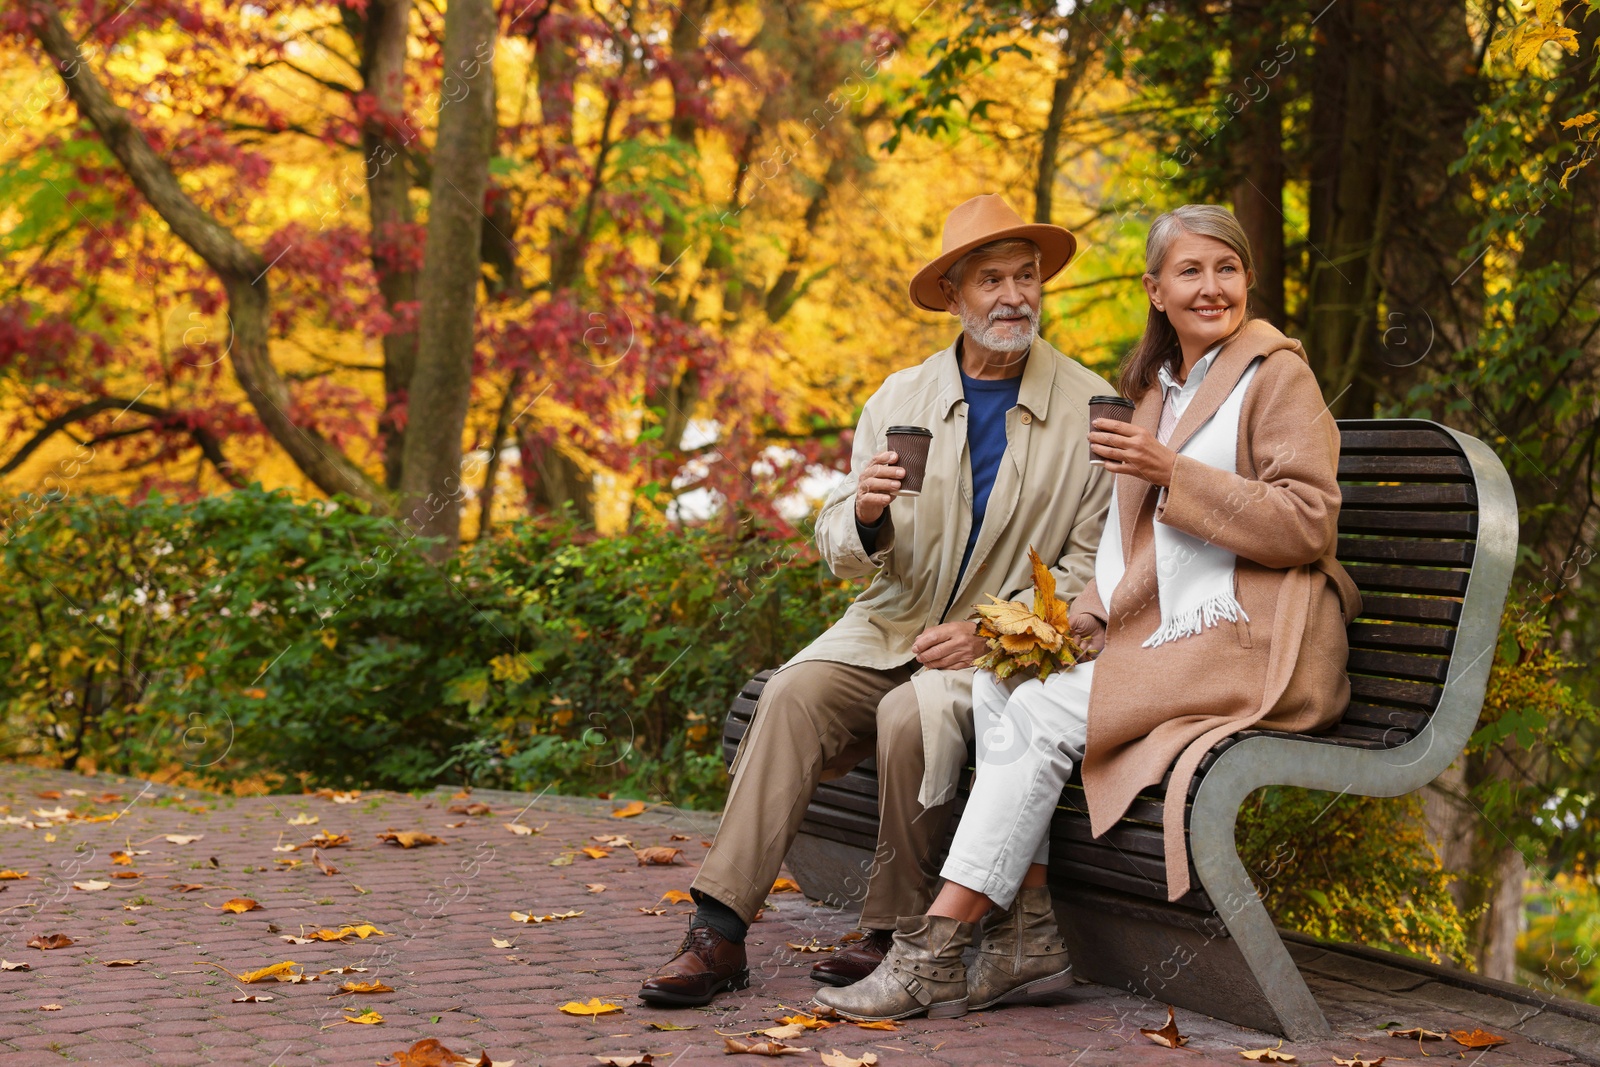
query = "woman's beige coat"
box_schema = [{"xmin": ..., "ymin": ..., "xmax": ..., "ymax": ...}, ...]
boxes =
[
  {"xmin": 1072, "ymin": 319, "xmax": 1362, "ymax": 901},
  {"xmin": 787, "ymin": 335, "xmax": 1113, "ymax": 807}
]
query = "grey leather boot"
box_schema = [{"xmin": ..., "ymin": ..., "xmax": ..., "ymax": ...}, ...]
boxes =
[
  {"xmin": 812, "ymin": 914, "xmax": 973, "ymax": 1021},
  {"xmin": 967, "ymin": 885, "xmax": 1073, "ymax": 1010}
]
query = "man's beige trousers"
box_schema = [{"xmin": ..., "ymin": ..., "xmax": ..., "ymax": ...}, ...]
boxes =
[{"xmin": 692, "ymin": 659, "xmax": 957, "ymax": 929}]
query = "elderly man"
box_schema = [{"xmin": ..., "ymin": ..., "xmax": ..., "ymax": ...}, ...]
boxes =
[{"xmin": 637, "ymin": 194, "xmax": 1111, "ymax": 1007}]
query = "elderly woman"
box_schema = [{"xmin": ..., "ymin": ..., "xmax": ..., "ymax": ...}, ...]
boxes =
[{"xmin": 816, "ymin": 204, "xmax": 1361, "ymax": 1022}]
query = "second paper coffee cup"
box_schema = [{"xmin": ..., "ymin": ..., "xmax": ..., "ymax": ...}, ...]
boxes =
[
  {"xmin": 885, "ymin": 426, "xmax": 933, "ymax": 496},
  {"xmin": 1087, "ymin": 396, "xmax": 1135, "ymax": 466}
]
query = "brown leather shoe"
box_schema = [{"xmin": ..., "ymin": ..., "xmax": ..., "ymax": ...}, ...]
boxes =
[
  {"xmin": 810, "ymin": 928, "xmax": 895, "ymax": 987},
  {"xmin": 638, "ymin": 926, "xmax": 750, "ymax": 1007}
]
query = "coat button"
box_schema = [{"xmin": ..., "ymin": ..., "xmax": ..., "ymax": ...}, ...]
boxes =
[{"xmin": 1020, "ymin": 412, "xmax": 1032, "ymax": 424}]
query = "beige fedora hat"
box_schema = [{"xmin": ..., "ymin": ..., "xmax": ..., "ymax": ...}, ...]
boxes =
[{"xmin": 908, "ymin": 194, "xmax": 1077, "ymax": 312}]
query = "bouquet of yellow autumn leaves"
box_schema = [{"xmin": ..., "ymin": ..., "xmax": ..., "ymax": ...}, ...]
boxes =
[{"xmin": 971, "ymin": 547, "xmax": 1087, "ymax": 681}]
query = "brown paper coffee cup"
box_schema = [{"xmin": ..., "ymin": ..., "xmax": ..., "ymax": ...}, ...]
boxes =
[
  {"xmin": 885, "ymin": 426, "xmax": 933, "ymax": 496},
  {"xmin": 1087, "ymin": 396, "xmax": 1135, "ymax": 466}
]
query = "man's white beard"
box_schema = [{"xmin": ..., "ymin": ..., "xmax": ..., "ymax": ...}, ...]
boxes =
[{"xmin": 961, "ymin": 301, "xmax": 1038, "ymax": 353}]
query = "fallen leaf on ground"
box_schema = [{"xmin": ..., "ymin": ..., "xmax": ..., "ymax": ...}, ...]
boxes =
[
  {"xmin": 27, "ymin": 934, "xmax": 73, "ymax": 950},
  {"xmin": 592, "ymin": 834, "xmax": 632, "ymax": 847},
  {"xmin": 446, "ymin": 821, "xmax": 467, "ymax": 829},
  {"xmin": 503, "ymin": 824, "xmax": 536, "ymax": 836},
  {"xmin": 449, "ymin": 802, "xmax": 493, "ymax": 816},
  {"xmin": 585, "ymin": 884, "xmax": 607, "ymax": 894},
  {"xmin": 288, "ymin": 814, "xmax": 319, "ymax": 826},
  {"xmin": 312, "ymin": 850, "xmax": 339, "ymax": 876},
  {"xmin": 103, "ymin": 959, "xmax": 144, "ymax": 967},
  {"xmin": 111, "ymin": 871, "xmax": 142, "ymax": 880},
  {"xmin": 669, "ymin": 834, "xmax": 690, "ymax": 842},
  {"xmin": 1450, "ymin": 1029, "xmax": 1508, "ymax": 1049},
  {"xmin": 1239, "ymin": 1046, "xmax": 1295, "ymax": 1062},
  {"xmin": 581, "ymin": 847, "xmax": 611, "ymax": 859},
  {"xmin": 549, "ymin": 854, "xmax": 575, "ymax": 867},
  {"xmin": 852, "ymin": 1020, "xmax": 897, "ymax": 1032},
  {"xmin": 377, "ymin": 831, "xmax": 444, "ymax": 848},
  {"xmin": 72, "ymin": 880, "xmax": 111, "ymax": 891},
  {"xmin": 820, "ymin": 1053, "xmax": 877, "ymax": 1067},
  {"xmin": 39, "ymin": 1004, "xmax": 61, "ymax": 1011},
  {"xmin": 164, "ymin": 834, "xmax": 203, "ymax": 845},
  {"xmin": 646, "ymin": 1021, "xmax": 696, "ymax": 1031},
  {"xmin": 722, "ymin": 1037, "xmax": 804, "ymax": 1055},
  {"xmin": 611, "ymin": 801, "xmax": 648, "ymax": 818},
  {"xmin": 236, "ymin": 961, "xmax": 301, "ymax": 983},
  {"xmin": 659, "ymin": 890, "xmax": 693, "ymax": 904},
  {"xmin": 281, "ymin": 936, "xmax": 315, "ymax": 945},
  {"xmin": 638, "ymin": 907, "xmax": 666, "ymax": 915},
  {"xmin": 762, "ymin": 1024, "xmax": 808, "ymax": 1040},
  {"xmin": 232, "ymin": 994, "xmax": 275, "ymax": 1002},
  {"xmin": 1331, "ymin": 1058, "xmax": 1383, "ymax": 1067},
  {"xmin": 785, "ymin": 940, "xmax": 836, "ymax": 953},
  {"xmin": 1140, "ymin": 1007, "xmax": 1187, "ymax": 1048},
  {"xmin": 595, "ymin": 1056, "xmax": 653, "ymax": 1066},
  {"xmin": 273, "ymin": 844, "xmax": 298, "ymax": 853},
  {"xmin": 0, "ymin": 960, "xmax": 31, "ymax": 971},
  {"xmin": 219, "ymin": 899, "xmax": 261, "ymax": 914},
  {"xmin": 558, "ymin": 997, "xmax": 622, "ymax": 1017},
  {"xmin": 64, "ymin": 788, "xmax": 86, "ymax": 796},
  {"xmin": 1389, "ymin": 1028, "xmax": 1446, "ymax": 1041},
  {"xmin": 775, "ymin": 1014, "xmax": 834, "ymax": 1030},
  {"xmin": 510, "ymin": 910, "xmax": 583, "ymax": 924},
  {"xmin": 33, "ymin": 806, "xmax": 69, "ymax": 819},
  {"xmin": 491, "ymin": 938, "xmax": 514, "ymax": 949},
  {"xmin": 173, "ymin": 884, "xmax": 208, "ymax": 893},
  {"xmin": 341, "ymin": 1009, "xmax": 384, "ymax": 1025},
  {"xmin": 330, "ymin": 979, "xmax": 395, "ymax": 995},
  {"xmin": 383, "ymin": 1039, "xmax": 512, "ymax": 1067},
  {"xmin": 304, "ymin": 924, "xmax": 386, "ymax": 942},
  {"xmin": 634, "ymin": 847, "xmax": 683, "ymax": 866},
  {"xmin": 303, "ymin": 832, "xmax": 351, "ymax": 849},
  {"xmin": 320, "ymin": 965, "xmax": 370, "ymax": 975},
  {"xmin": 279, "ymin": 973, "xmax": 323, "ymax": 984},
  {"xmin": 109, "ymin": 851, "xmax": 134, "ymax": 866},
  {"xmin": 0, "ymin": 870, "xmax": 30, "ymax": 879},
  {"xmin": 771, "ymin": 878, "xmax": 801, "ymax": 893},
  {"xmin": 36, "ymin": 791, "xmax": 61, "ymax": 800},
  {"xmin": 92, "ymin": 793, "xmax": 124, "ymax": 804}
]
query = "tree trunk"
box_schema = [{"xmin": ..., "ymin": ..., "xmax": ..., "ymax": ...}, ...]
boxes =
[
  {"xmin": 1229, "ymin": 0, "xmax": 1286, "ymax": 329},
  {"xmin": 1304, "ymin": 0, "xmax": 1387, "ymax": 416},
  {"xmin": 398, "ymin": 0, "xmax": 499, "ymax": 554},
  {"xmin": 346, "ymin": 0, "xmax": 420, "ymax": 491},
  {"xmin": 28, "ymin": 1, "xmax": 388, "ymax": 510}
]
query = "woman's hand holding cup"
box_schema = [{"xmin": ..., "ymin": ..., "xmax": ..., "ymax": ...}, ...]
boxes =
[
  {"xmin": 855, "ymin": 450, "xmax": 904, "ymax": 525},
  {"xmin": 1089, "ymin": 419, "xmax": 1178, "ymax": 487}
]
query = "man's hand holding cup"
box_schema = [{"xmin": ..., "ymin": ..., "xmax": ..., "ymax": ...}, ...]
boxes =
[{"xmin": 855, "ymin": 451, "xmax": 905, "ymax": 525}]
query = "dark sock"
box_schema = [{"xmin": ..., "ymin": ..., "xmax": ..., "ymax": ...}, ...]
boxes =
[{"xmin": 689, "ymin": 888, "xmax": 748, "ymax": 944}]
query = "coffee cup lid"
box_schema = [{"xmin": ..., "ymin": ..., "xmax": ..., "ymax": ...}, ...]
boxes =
[
  {"xmin": 885, "ymin": 425, "xmax": 933, "ymax": 436},
  {"xmin": 1088, "ymin": 395, "xmax": 1133, "ymax": 406}
]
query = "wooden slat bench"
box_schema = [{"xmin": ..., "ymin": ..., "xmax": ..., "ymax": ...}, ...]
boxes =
[{"xmin": 720, "ymin": 418, "xmax": 1517, "ymax": 1039}]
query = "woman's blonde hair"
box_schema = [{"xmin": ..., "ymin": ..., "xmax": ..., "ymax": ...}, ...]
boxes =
[{"xmin": 1119, "ymin": 205, "xmax": 1255, "ymax": 401}]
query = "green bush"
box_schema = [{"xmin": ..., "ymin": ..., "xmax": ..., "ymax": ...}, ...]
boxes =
[{"xmin": 0, "ymin": 488, "xmax": 853, "ymax": 808}]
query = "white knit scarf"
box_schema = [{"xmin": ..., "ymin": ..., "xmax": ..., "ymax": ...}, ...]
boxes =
[{"xmin": 1095, "ymin": 357, "xmax": 1262, "ymax": 648}]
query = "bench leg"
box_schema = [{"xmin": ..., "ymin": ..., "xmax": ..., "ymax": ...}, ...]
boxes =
[{"xmin": 1187, "ymin": 769, "xmax": 1333, "ymax": 1040}]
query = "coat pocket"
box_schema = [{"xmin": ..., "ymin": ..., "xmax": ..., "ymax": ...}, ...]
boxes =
[{"xmin": 1234, "ymin": 616, "xmax": 1253, "ymax": 649}]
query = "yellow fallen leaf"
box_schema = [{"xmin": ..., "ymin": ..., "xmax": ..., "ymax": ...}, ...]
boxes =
[
  {"xmin": 72, "ymin": 880, "xmax": 111, "ymax": 891},
  {"xmin": 646, "ymin": 1021, "xmax": 697, "ymax": 1031},
  {"xmin": 762, "ymin": 1024, "xmax": 808, "ymax": 1040},
  {"xmin": 330, "ymin": 980, "xmax": 394, "ymax": 995},
  {"xmin": 43, "ymin": 833, "xmax": 55, "ymax": 842},
  {"xmin": 820, "ymin": 1053, "xmax": 878, "ymax": 1067},
  {"xmin": 722, "ymin": 1037, "xmax": 805, "ymax": 1055},
  {"xmin": 303, "ymin": 924, "xmax": 386, "ymax": 942},
  {"xmin": 785, "ymin": 940, "xmax": 836, "ymax": 953},
  {"xmin": 558, "ymin": 997, "xmax": 623, "ymax": 1017},
  {"xmin": 775, "ymin": 1013, "xmax": 835, "ymax": 1030},
  {"xmin": 341, "ymin": 1008, "xmax": 383, "ymax": 1025},
  {"xmin": 376, "ymin": 831, "xmax": 444, "ymax": 848},
  {"xmin": 770, "ymin": 878, "xmax": 801, "ymax": 893},
  {"xmin": 595, "ymin": 1056, "xmax": 653, "ymax": 1067},
  {"xmin": 659, "ymin": 889, "xmax": 693, "ymax": 904},
  {"xmin": 103, "ymin": 959, "xmax": 144, "ymax": 967},
  {"xmin": 852, "ymin": 1020, "xmax": 898, "ymax": 1031},
  {"xmin": 1239, "ymin": 1046, "xmax": 1296, "ymax": 1062},
  {"xmin": 610, "ymin": 800, "xmax": 648, "ymax": 818},
  {"xmin": 164, "ymin": 834, "xmax": 203, "ymax": 845},
  {"xmin": 591, "ymin": 834, "xmax": 632, "ymax": 847},
  {"xmin": 220, "ymin": 899, "xmax": 261, "ymax": 914},
  {"xmin": 40, "ymin": 1004, "xmax": 62, "ymax": 1011},
  {"xmin": 581, "ymin": 847, "xmax": 611, "ymax": 859},
  {"xmin": 232, "ymin": 994, "xmax": 274, "ymax": 1002},
  {"xmin": 585, "ymin": 883, "xmax": 607, "ymax": 893},
  {"xmin": 634, "ymin": 847, "xmax": 683, "ymax": 866},
  {"xmin": 1389, "ymin": 1028, "xmax": 1446, "ymax": 1041},
  {"xmin": 491, "ymin": 937, "xmax": 514, "ymax": 949},
  {"xmin": 510, "ymin": 910, "xmax": 584, "ymax": 924},
  {"xmin": 503, "ymin": 823, "xmax": 536, "ymax": 836},
  {"xmin": 1, "ymin": 959, "xmax": 32, "ymax": 971},
  {"xmin": 287, "ymin": 814, "xmax": 319, "ymax": 826},
  {"xmin": 0, "ymin": 870, "xmax": 30, "ymax": 879},
  {"xmin": 236, "ymin": 961, "xmax": 300, "ymax": 983}
]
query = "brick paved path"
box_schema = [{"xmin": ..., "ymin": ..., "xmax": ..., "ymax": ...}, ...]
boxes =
[{"xmin": 0, "ymin": 763, "xmax": 1585, "ymax": 1066}]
